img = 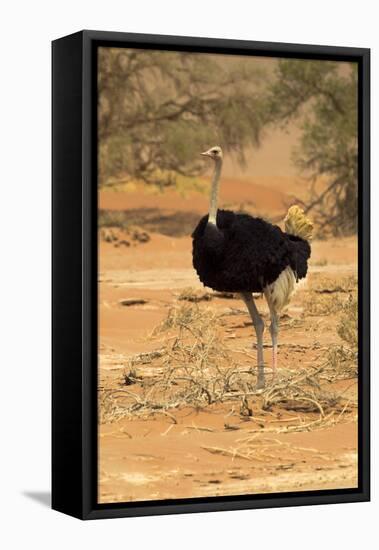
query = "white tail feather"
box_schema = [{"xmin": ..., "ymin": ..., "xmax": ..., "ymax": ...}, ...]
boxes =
[{"xmin": 263, "ymin": 206, "xmax": 312, "ymax": 314}]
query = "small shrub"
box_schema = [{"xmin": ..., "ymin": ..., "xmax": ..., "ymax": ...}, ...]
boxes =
[
  {"xmin": 178, "ymin": 287, "xmax": 212, "ymax": 303},
  {"xmin": 337, "ymin": 294, "xmax": 358, "ymax": 350}
]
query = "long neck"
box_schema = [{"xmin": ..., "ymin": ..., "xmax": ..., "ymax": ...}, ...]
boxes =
[{"xmin": 208, "ymin": 159, "xmax": 222, "ymax": 226}]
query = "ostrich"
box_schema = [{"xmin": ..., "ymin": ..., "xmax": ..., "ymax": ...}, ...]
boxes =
[{"xmin": 192, "ymin": 146, "xmax": 313, "ymax": 388}]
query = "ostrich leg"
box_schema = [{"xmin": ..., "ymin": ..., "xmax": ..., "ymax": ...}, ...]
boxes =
[
  {"xmin": 264, "ymin": 289, "xmax": 280, "ymax": 380},
  {"xmin": 241, "ymin": 293, "xmax": 265, "ymax": 389},
  {"xmin": 268, "ymin": 306, "xmax": 279, "ymax": 380}
]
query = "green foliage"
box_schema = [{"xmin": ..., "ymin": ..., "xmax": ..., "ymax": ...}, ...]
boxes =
[
  {"xmin": 266, "ymin": 60, "xmax": 358, "ymax": 235},
  {"xmin": 98, "ymin": 48, "xmax": 266, "ymax": 187}
]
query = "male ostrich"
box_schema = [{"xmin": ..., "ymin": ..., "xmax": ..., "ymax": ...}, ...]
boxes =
[{"xmin": 192, "ymin": 146, "xmax": 313, "ymax": 388}]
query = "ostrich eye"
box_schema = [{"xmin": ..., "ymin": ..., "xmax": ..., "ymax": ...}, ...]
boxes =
[{"xmin": 212, "ymin": 149, "xmax": 218, "ymax": 154}]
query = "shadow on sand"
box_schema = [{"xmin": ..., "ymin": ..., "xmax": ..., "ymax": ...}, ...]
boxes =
[{"xmin": 99, "ymin": 208, "xmax": 201, "ymax": 237}]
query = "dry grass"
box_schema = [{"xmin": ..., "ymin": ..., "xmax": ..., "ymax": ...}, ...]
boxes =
[
  {"xmin": 202, "ymin": 420, "xmax": 358, "ymax": 463},
  {"xmin": 311, "ymin": 274, "xmax": 357, "ymax": 294},
  {"xmin": 337, "ymin": 293, "xmax": 358, "ymax": 348},
  {"xmin": 325, "ymin": 292, "xmax": 358, "ymax": 379},
  {"xmin": 261, "ymin": 366, "xmax": 339, "ymax": 415},
  {"xmin": 99, "ymin": 302, "xmax": 357, "ymax": 427},
  {"xmin": 326, "ymin": 346, "xmax": 357, "ymax": 379},
  {"xmin": 304, "ymin": 274, "xmax": 357, "ymax": 316},
  {"xmin": 98, "ymin": 210, "xmax": 152, "ymax": 246},
  {"xmin": 178, "ymin": 287, "xmax": 212, "ymax": 303},
  {"xmin": 99, "ymin": 210, "xmax": 130, "ymax": 231},
  {"xmin": 301, "ymin": 275, "xmax": 358, "ymax": 379},
  {"xmin": 154, "ymin": 302, "xmax": 219, "ymax": 333}
]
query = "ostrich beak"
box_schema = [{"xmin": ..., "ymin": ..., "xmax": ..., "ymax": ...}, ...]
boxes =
[{"xmin": 201, "ymin": 150, "xmax": 211, "ymax": 157}]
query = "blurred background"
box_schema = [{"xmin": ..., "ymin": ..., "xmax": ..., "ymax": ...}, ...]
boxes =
[{"xmin": 98, "ymin": 48, "xmax": 358, "ymax": 238}]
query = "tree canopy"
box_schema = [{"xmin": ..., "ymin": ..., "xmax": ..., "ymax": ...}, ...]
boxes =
[
  {"xmin": 98, "ymin": 48, "xmax": 266, "ymax": 187},
  {"xmin": 266, "ymin": 59, "xmax": 358, "ymax": 235}
]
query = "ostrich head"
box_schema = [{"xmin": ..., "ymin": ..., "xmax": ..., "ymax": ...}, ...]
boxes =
[{"xmin": 201, "ymin": 146, "xmax": 223, "ymax": 161}]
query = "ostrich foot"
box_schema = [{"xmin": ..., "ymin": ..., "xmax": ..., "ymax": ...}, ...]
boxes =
[
  {"xmin": 247, "ymin": 367, "xmax": 265, "ymax": 390},
  {"xmin": 256, "ymin": 365, "xmax": 265, "ymax": 390},
  {"xmin": 256, "ymin": 375, "xmax": 265, "ymax": 389},
  {"xmin": 271, "ymin": 344, "xmax": 278, "ymax": 384}
]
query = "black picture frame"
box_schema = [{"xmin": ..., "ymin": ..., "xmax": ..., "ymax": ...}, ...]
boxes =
[{"xmin": 52, "ymin": 30, "xmax": 370, "ymax": 520}]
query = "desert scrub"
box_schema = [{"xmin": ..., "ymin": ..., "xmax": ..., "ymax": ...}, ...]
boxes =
[
  {"xmin": 99, "ymin": 209, "xmax": 129, "ymax": 230},
  {"xmin": 304, "ymin": 275, "xmax": 357, "ymax": 316},
  {"xmin": 323, "ymin": 292, "xmax": 358, "ymax": 379},
  {"xmin": 326, "ymin": 346, "xmax": 357, "ymax": 379},
  {"xmin": 310, "ymin": 274, "xmax": 357, "ymax": 294},
  {"xmin": 98, "ymin": 213, "xmax": 150, "ymax": 246},
  {"xmin": 178, "ymin": 287, "xmax": 212, "ymax": 303},
  {"xmin": 153, "ymin": 303, "xmax": 219, "ymax": 334},
  {"xmin": 337, "ymin": 293, "xmax": 358, "ymax": 349},
  {"xmin": 99, "ymin": 303, "xmax": 354, "ymax": 425}
]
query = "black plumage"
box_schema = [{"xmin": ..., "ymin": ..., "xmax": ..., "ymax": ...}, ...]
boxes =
[{"xmin": 192, "ymin": 209, "xmax": 311, "ymax": 293}]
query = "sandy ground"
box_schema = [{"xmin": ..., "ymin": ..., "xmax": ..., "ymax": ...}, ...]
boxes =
[{"xmin": 98, "ymin": 178, "xmax": 358, "ymax": 504}]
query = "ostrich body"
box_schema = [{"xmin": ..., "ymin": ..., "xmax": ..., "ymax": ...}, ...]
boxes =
[{"xmin": 192, "ymin": 146, "xmax": 312, "ymax": 388}]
